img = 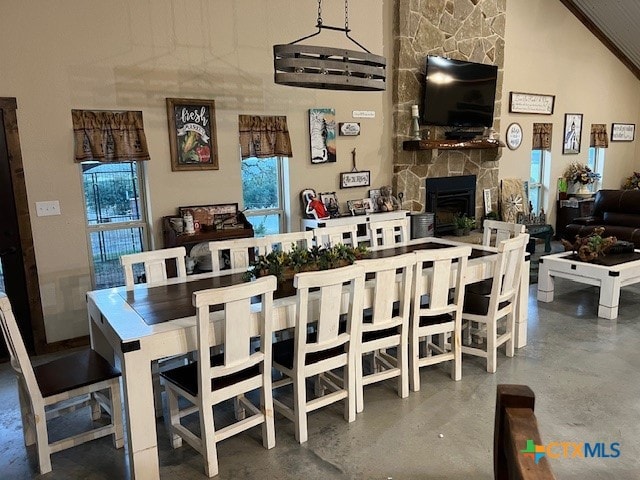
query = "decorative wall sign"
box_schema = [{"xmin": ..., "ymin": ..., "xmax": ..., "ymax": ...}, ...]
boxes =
[
  {"xmin": 309, "ymin": 108, "xmax": 336, "ymax": 163},
  {"xmin": 338, "ymin": 122, "xmax": 361, "ymax": 136},
  {"xmin": 611, "ymin": 123, "xmax": 635, "ymax": 142},
  {"xmin": 509, "ymin": 92, "xmax": 555, "ymax": 115},
  {"xmin": 505, "ymin": 122, "xmax": 523, "ymax": 150},
  {"xmin": 563, "ymin": 113, "xmax": 583, "ymax": 154},
  {"xmin": 340, "ymin": 170, "xmax": 371, "ymax": 189},
  {"xmin": 483, "ymin": 188, "xmax": 492, "ymax": 215},
  {"xmin": 167, "ymin": 98, "xmax": 218, "ymax": 171}
]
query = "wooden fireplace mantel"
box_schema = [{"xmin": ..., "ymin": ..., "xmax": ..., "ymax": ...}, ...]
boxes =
[{"xmin": 403, "ymin": 138, "xmax": 505, "ymax": 151}]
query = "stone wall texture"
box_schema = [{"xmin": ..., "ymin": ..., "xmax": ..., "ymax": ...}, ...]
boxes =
[{"xmin": 393, "ymin": 0, "xmax": 506, "ymax": 218}]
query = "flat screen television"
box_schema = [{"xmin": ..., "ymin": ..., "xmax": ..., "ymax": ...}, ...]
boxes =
[{"xmin": 422, "ymin": 56, "xmax": 498, "ymax": 128}]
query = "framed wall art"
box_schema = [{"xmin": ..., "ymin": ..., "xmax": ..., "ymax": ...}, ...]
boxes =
[
  {"xmin": 338, "ymin": 122, "xmax": 361, "ymax": 136},
  {"xmin": 340, "ymin": 170, "xmax": 371, "ymax": 189},
  {"xmin": 509, "ymin": 92, "xmax": 555, "ymax": 115},
  {"xmin": 611, "ymin": 123, "xmax": 635, "ymax": 142},
  {"xmin": 167, "ymin": 98, "xmax": 219, "ymax": 171},
  {"xmin": 309, "ymin": 108, "xmax": 336, "ymax": 163},
  {"xmin": 505, "ymin": 122, "xmax": 523, "ymax": 150},
  {"xmin": 563, "ymin": 113, "xmax": 583, "ymax": 154},
  {"xmin": 368, "ymin": 188, "xmax": 381, "ymax": 212}
]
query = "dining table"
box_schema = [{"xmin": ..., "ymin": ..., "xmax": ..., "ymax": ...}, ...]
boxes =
[{"xmin": 87, "ymin": 237, "xmax": 529, "ymax": 479}]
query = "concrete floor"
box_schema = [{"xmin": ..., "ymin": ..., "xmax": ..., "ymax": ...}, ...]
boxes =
[{"xmin": 2, "ymin": 277, "xmax": 640, "ymax": 479}]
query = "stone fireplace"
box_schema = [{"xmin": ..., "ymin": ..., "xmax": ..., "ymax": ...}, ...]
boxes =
[
  {"xmin": 391, "ymin": 0, "xmax": 506, "ymax": 221},
  {"xmin": 426, "ymin": 174, "xmax": 476, "ymax": 234}
]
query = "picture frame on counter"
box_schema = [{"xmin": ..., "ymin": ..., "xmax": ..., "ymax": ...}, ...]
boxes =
[
  {"xmin": 178, "ymin": 203, "xmax": 238, "ymax": 232},
  {"xmin": 167, "ymin": 98, "xmax": 219, "ymax": 171},
  {"xmin": 340, "ymin": 170, "xmax": 371, "ymax": 189},
  {"xmin": 611, "ymin": 123, "xmax": 635, "ymax": 142}
]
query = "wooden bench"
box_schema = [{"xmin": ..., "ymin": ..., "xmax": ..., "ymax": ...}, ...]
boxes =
[{"xmin": 494, "ymin": 384, "xmax": 555, "ymax": 480}]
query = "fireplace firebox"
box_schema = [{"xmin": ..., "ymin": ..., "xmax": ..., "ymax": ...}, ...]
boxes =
[{"xmin": 426, "ymin": 175, "xmax": 476, "ymax": 235}]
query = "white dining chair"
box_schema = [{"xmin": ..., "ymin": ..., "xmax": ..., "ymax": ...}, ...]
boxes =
[
  {"xmin": 409, "ymin": 245, "xmax": 471, "ymax": 391},
  {"xmin": 161, "ymin": 276, "xmax": 277, "ymax": 478},
  {"xmin": 313, "ymin": 224, "xmax": 358, "ymax": 247},
  {"xmin": 368, "ymin": 217, "xmax": 410, "ymax": 247},
  {"xmin": 265, "ymin": 230, "xmax": 314, "ymax": 253},
  {"xmin": 461, "ymin": 234, "xmax": 529, "ymax": 373},
  {"xmin": 120, "ymin": 246, "xmax": 187, "ymax": 288},
  {"xmin": 208, "ymin": 237, "xmax": 270, "ymax": 271},
  {"xmin": 271, "ymin": 264, "xmax": 365, "ymax": 443},
  {"xmin": 0, "ymin": 293, "xmax": 123, "ymax": 474},
  {"xmin": 120, "ymin": 246, "xmax": 189, "ymax": 417},
  {"xmin": 353, "ymin": 253, "xmax": 414, "ymax": 412}
]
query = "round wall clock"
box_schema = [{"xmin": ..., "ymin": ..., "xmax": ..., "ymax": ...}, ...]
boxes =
[{"xmin": 506, "ymin": 122, "xmax": 523, "ymax": 150}]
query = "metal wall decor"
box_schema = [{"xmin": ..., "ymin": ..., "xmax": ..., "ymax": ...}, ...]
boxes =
[{"xmin": 273, "ymin": 0, "xmax": 386, "ymax": 91}]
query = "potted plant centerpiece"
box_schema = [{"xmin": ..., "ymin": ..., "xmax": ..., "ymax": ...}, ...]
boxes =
[
  {"xmin": 245, "ymin": 243, "xmax": 369, "ymax": 295},
  {"xmin": 563, "ymin": 162, "xmax": 600, "ymax": 197}
]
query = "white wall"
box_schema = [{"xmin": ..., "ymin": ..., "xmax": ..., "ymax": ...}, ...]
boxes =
[{"xmin": 501, "ymin": 0, "xmax": 640, "ymax": 226}]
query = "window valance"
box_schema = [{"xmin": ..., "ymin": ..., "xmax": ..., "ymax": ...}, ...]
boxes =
[
  {"xmin": 532, "ymin": 123, "xmax": 552, "ymax": 150},
  {"xmin": 238, "ymin": 115, "xmax": 292, "ymax": 159},
  {"xmin": 590, "ymin": 124, "xmax": 608, "ymax": 148},
  {"xmin": 72, "ymin": 110, "xmax": 150, "ymax": 163}
]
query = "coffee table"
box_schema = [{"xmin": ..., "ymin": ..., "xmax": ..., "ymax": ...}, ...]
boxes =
[{"xmin": 537, "ymin": 250, "xmax": 640, "ymax": 319}]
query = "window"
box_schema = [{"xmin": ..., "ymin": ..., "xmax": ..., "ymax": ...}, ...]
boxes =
[
  {"xmin": 529, "ymin": 149, "xmax": 550, "ymax": 214},
  {"xmin": 587, "ymin": 147, "xmax": 605, "ymax": 190},
  {"xmin": 241, "ymin": 156, "xmax": 287, "ymax": 236},
  {"xmin": 81, "ymin": 162, "xmax": 149, "ymax": 288}
]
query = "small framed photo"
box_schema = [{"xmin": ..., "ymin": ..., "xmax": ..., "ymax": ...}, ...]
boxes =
[
  {"xmin": 483, "ymin": 189, "xmax": 492, "ymax": 215},
  {"xmin": 611, "ymin": 123, "xmax": 635, "ymax": 142},
  {"xmin": 347, "ymin": 199, "xmax": 367, "ymax": 216},
  {"xmin": 338, "ymin": 122, "xmax": 361, "ymax": 136},
  {"xmin": 563, "ymin": 113, "xmax": 583, "ymax": 154},
  {"xmin": 368, "ymin": 189, "xmax": 381, "ymax": 212},
  {"xmin": 319, "ymin": 191, "xmax": 340, "ymax": 215},
  {"xmin": 340, "ymin": 170, "xmax": 371, "ymax": 188},
  {"xmin": 178, "ymin": 203, "xmax": 238, "ymax": 232},
  {"xmin": 167, "ymin": 98, "xmax": 219, "ymax": 171},
  {"xmin": 361, "ymin": 198, "xmax": 374, "ymax": 213}
]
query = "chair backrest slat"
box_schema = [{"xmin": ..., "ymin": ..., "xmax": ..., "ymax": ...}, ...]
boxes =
[
  {"xmin": 313, "ymin": 224, "xmax": 358, "ymax": 247},
  {"xmin": 208, "ymin": 237, "xmax": 269, "ymax": 272},
  {"xmin": 491, "ymin": 235, "xmax": 529, "ymax": 308},
  {"xmin": 265, "ymin": 231, "xmax": 314, "ymax": 253},
  {"xmin": 368, "ymin": 217, "xmax": 409, "ymax": 248},
  {"xmin": 193, "ymin": 276, "xmax": 277, "ymax": 387},
  {"xmin": 293, "ymin": 265, "xmax": 365, "ymax": 362},
  {"xmin": 413, "ymin": 246, "xmax": 472, "ymax": 317},
  {"xmin": 120, "ymin": 247, "xmax": 187, "ymax": 288},
  {"xmin": 482, "ymin": 220, "xmax": 526, "ymax": 247},
  {"xmin": 0, "ymin": 294, "xmax": 42, "ymax": 402}
]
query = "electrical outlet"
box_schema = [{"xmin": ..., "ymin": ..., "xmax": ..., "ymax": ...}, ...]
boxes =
[{"xmin": 35, "ymin": 201, "xmax": 61, "ymax": 217}]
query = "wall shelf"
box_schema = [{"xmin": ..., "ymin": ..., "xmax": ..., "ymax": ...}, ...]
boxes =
[{"xmin": 403, "ymin": 138, "xmax": 505, "ymax": 151}]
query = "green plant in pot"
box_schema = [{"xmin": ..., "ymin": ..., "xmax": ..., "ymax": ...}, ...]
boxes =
[{"xmin": 453, "ymin": 213, "xmax": 476, "ymax": 236}]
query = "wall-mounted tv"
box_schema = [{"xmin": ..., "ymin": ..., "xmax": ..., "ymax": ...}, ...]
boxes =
[{"xmin": 422, "ymin": 56, "xmax": 498, "ymax": 128}]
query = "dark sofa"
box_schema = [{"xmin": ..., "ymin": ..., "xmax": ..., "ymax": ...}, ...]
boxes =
[{"xmin": 564, "ymin": 189, "xmax": 640, "ymax": 247}]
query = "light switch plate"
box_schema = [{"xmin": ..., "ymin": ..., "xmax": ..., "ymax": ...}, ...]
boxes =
[{"xmin": 36, "ymin": 200, "xmax": 61, "ymax": 216}]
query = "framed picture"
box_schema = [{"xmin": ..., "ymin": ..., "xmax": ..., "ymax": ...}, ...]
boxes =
[
  {"xmin": 338, "ymin": 122, "xmax": 361, "ymax": 136},
  {"xmin": 505, "ymin": 122, "xmax": 523, "ymax": 150},
  {"xmin": 509, "ymin": 92, "xmax": 555, "ymax": 115},
  {"xmin": 483, "ymin": 188, "xmax": 492, "ymax": 215},
  {"xmin": 361, "ymin": 198, "xmax": 374, "ymax": 213},
  {"xmin": 178, "ymin": 203, "xmax": 238, "ymax": 232},
  {"xmin": 309, "ymin": 108, "xmax": 336, "ymax": 163},
  {"xmin": 340, "ymin": 170, "xmax": 371, "ymax": 189},
  {"xmin": 369, "ymin": 188, "xmax": 381, "ymax": 212},
  {"xmin": 319, "ymin": 191, "xmax": 340, "ymax": 216},
  {"xmin": 611, "ymin": 123, "xmax": 635, "ymax": 142},
  {"xmin": 167, "ymin": 98, "xmax": 219, "ymax": 171},
  {"xmin": 347, "ymin": 199, "xmax": 367, "ymax": 216},
  {"xmin": 563, "ymin": 113, "xmax": 583, "ymax": 154}
]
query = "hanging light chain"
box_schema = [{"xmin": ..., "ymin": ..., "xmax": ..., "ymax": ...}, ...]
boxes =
[
  {"xmin": 317, "ymin": 0, "xmax": 323, "ymax": 26},
  {"xmin": 344, "ymin": 0, "xmax": 349, "ymax": 31}
]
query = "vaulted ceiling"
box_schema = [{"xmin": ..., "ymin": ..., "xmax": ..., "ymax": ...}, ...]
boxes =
[{"xmin": 560, "ymin": 0, "xmax": 640, "ymax": 80}]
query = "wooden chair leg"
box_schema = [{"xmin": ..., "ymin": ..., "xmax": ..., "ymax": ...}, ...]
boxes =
[
  {"xmin": 34, "ymin": 404, "xmax": 52, "ymax": 474},
  {"xmin": 293, "ymin": 375, "xmax": 308, "ymax": 444},
  {"xmin": 151, "ymin": 361, "xmax": 164, "ymax": 418},
  {"xmin": 110, "ymin": 382, "xmax": 125, "ymax": 449},
  {"xmin": 506, "ymin": 312, "xmax": 515, "ymax": 358},
  {"xmin": 356, "ymin": 352, "xmax": 365, "ymax": 413},
  {"xmin": 17, "ymin": 380, "xmax": 35, "ymax": 446},
  {"xmin": 487, "ymin": 320, "xmax": 498, "ymax": 374},
  {"xmin": 452, "ymin": 323, "xmax": 462, "ymax": 382},
  {"xmin": 260, "ymin": 370, "xmax": 276, "ymax": 449},
  {"xmin": 410, "ymin": 326, "xmax": 420, "ymax": 392},
  {"xmin": 398, "ymin": 333, "xmax": 409, "ymax": 399},
  {"xmin": 200, "ymin": 399, "xmax": 219, "ymax": 478},
  {"xmin": 165, "ymin": 388, "xmax": 182, "ymax": 449},
  {"xmin": 345, "ymin": 358, "xmax": 356, "ymax": 423}
]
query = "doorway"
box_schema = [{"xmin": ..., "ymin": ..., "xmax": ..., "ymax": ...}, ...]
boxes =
[{"xmin": 0, "ymin": 98, "xmax": 46, "ymax": 357}]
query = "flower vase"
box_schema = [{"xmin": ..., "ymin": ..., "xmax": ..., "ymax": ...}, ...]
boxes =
[{"xmin": 575, "ymin": 184, "xmax": 592, "ymax": 198}]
